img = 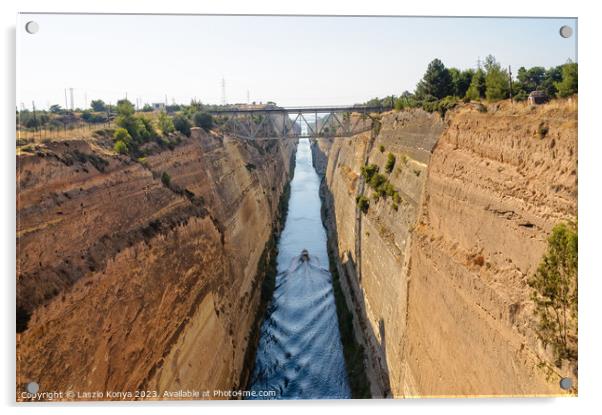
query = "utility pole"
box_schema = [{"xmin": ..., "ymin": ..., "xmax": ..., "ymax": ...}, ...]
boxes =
[
  {"xmin": 508, "ymin": 65, "xmax": 513, "ymax": 103},
  {"xmin": 246, "ymin": 89, "xmax": 250, "ymax": 105},
  {"xmin": 64, "ymin": 88, "xmax": 68, "ymax": 111},
  {"xmin": 107, "ymin": 102, "xmax": 112, "ymax": 126},
  {"xmin": 221, "ymin": 77, "xmax": 226, "ymax": 105},
  {"xmin": 84, "ymin": 92, "xmax": 88, "ymax": 110},
  {"xmin": 32, "ymin": 100, "xmax": 38, "ymax": 138},
  {"xmin": 69, "ymin": 88, "xmax": 74, "ymax": 111}
]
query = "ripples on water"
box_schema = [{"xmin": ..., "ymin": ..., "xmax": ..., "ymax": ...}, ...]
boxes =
[{"xmin": 248, "ymin": 139, "xmax": 351, "ymax": 399}]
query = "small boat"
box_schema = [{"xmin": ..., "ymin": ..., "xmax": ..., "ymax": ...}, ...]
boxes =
[{"xmin": 300, "ymin": 249, "xmax": 310, "ymax": 262}]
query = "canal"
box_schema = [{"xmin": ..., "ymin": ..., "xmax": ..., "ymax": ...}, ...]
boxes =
[{"xmin": 248, "ymin": 138, "xmax": 351, "ymax": 399}]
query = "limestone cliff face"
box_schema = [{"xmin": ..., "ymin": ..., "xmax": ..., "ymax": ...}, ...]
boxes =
[
  {"xmin": 16, "ymin": 128, "xmax": 295, "ymax": 399},
  {"xmin": 314, "ymin": 100, "xmax": 577, "ymax": 398}
]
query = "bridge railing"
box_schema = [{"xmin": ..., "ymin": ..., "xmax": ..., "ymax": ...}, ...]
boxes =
[{"xmin": 206, "ymin": 104, "xmax": 392, "ymax": 115}]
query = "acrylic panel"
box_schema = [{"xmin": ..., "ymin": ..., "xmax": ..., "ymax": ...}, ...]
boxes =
[{"xmin": 16, "ymin": 13, "xmax": 578, "ymax": 401}]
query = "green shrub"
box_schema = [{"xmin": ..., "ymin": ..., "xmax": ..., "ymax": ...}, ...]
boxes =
[
  {"xmin": 161, "ymin": 171, "xmax": 171, "ymax": 187},
  {"xmin": 114, "ymin": 140, "xmax": 128, "ymax": 155},
  {"xmin": 385, "ymin": 153, "xmax": 396, "ymax": 173},
  {"xmin": 528, "ymin": 222, "xmax": 577, "ymax": 366},
  {"xmin": 115, "ymin": 99, "xmax": 157, "ymax": 143},
  {"xmin": 421, "ymin": 96, "xmax": 458, "ymax": 117},
  {"xmin": 360, "ymin": 163, "xmax": 379, "ymax": 182},
  {"xmin": 356, "ymin": 195, "xmax": 369, "ymax": 214},
  {"xmin": 173, "ymin": 114, "xmax": 192, "ymax": 136},
  {"xmin": 193, "ymin": 112, "xmax": 213, "ymax": 131},
  {"xmin": 138, "ymin": 116, "xmax": 157, "ymax": 141},
  {"xmin": 113, "ymin": 128, "xmax": 133, "ymax": 155},
  {"xmin": 379, "ymin": 144, "xmax": 385, "ymax": 153},
  {"xmin": 114, "ymin": 127, "xmax": 131, "ymax": 142},
  {"xmin": 514, "ymin": 90, "xmax": 529, "ymax": 102},
  {"xmin": 369, "ymin": 173, "xmax": 387, "ymax": 190},
  {"xmin": 158, "ymin": 111, "xmax": 175, "ymax": 136}
]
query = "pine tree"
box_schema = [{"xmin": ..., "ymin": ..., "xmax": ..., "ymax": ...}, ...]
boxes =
[
  {"xmin": 415, "ymin": 59, "xmax": 453, "ymax": 100},
  {"xmin": 529, "ymin": 223, "xmax": 578, "ymax": 366}
]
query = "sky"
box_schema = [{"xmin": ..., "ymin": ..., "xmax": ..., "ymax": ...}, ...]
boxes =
[{"xmin": 16, "ymin": 14, "xmax": 577, "ymax": 110}]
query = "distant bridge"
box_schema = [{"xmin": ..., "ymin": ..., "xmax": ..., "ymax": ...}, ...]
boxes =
[{"xmin": 207, "ymin": 104, "xmax": 392, "ymax": 140}]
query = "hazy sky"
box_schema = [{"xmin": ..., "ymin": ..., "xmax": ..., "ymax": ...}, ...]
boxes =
[{"xmin": 17, "ymin": 14, "xmax": 577, "ymax": 110}]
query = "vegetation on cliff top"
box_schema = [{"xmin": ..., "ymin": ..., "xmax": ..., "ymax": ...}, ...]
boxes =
[
  {"xmin": 17, "ymin": 97, "xmax": 217, "ymax": 145},
  {"xmin": 364, "ymin": 56, "xmax": 578, "ymax": 116},
  {"xmin": 529, "ymin": 222, "xmax": 578, "ymax": 368}
]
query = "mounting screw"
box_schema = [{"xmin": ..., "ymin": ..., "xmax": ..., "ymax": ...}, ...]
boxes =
[
  {"xmin": 25, "ymin": 21, "xmax": 39, "ymax": 34},
  {"xmin": 26, "ymin": 381, "xmax": 39, "ymax": 394},
  {"xmin": 559, "ymin": 25, "xmax": 573, "ymax": 39},
  {"xmin": 559, "ymin": 377, "xmax": 573, "ymax": 390}
]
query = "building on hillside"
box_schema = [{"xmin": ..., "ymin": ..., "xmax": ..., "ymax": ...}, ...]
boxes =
[
  {"xmin": 528, "ymin": 90, "xmax": 549, "ymax": 105},
  {"xmin": 151, "ymin": 102, "xmax": 165, "ymax": 111}
]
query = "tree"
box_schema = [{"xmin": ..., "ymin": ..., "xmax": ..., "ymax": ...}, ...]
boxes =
[
  {"xmin": 555, "ymin": 62, "xmax": 578, "ymax": 98},
  {"xmin": 465, "ymin": 68, "xmax": 486, "ymax": 100},
  {"xmin": 173, "ymin": 114, "xmax": 192, "ymax": 136},
  {"xmin": 141, "ymin": 104, "xmax": 154, "ymax": 112},
  {"xmin": 116, "ymin": 99, "xmax": 135, "ymax": 117},
  {"xmin": 483, "ymin": 55, "xmax": 509, "ymax": 101},
  {"xmin": 113, "ymin": 128, "xmax": 132, "ymax": 155},
  {"xmin": 137, "ymin": 116, "xmax": 157, "ymax": 141},
  {"xmin": 49, "ymin": 104, "xmax": 63, "ymax": 114},
  {"xmin": 193, "ymin": 112, "xmax": 213, "ymax": 131},
  {"xmin": 516, "ymin": 66, "xmax": 546, "ymax": 94},
  {"xmin": 541, "ymin": 66, "xmax": 563, "ymax": 98},
  {"xmin": 529, "ymin": 222, "xmax": 578, "ymax": 366},
  {"xmin": 90, "ymin": 99, "xmax": 107, "ymax": 112},
  {"xmin": 415, "ymin": 58, "xmax": 453, "ymax": 100},
  {"xmin": 394, "ymin": 91, "xmax": 419, "ymax": 111},
  {"xmin": 449, "ymin": 68, "xmax": 474, "ymax": 98},
  {"xmin": 81, "ymin": 110, "xmax": 93, "ymax": 122},
  {"xmin": 114, "ymin": 99, "xmax": 156, "ymax": 142},
  {"xmin": 158, "ymin": 111, "xmax": 175, "ymax": 136}
]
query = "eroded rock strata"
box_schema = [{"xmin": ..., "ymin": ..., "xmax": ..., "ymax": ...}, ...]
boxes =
[
  {"xmin": 17, "ymin": 128, "xmax": 295, "ymax": 399},
  {"xmin": 16, "ymin": 98, "xmax": 578, "ymax": 400},
  {"xmin": 313, "ymin": 100, "xmax": 577, "ymax": 397}
]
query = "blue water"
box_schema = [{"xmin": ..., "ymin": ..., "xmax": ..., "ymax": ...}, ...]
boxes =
[{"xmin": 248, "ymin": 138, "xmax": 351, "ymax": 399}]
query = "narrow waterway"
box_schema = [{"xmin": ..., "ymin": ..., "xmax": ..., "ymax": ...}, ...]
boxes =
[{"xmin": 248, "ymin": 138, "xmax": 351, "ymax": 399}]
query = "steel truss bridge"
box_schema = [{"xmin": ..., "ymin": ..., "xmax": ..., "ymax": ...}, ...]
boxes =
[{"xmin": 207, "ymin": 105, "xmax": 391, "ymax": 140}]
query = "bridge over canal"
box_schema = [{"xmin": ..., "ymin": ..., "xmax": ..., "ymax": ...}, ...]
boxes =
[{"xmin": 207, "ymin": 104, "xmax": 392, "ymax": 140}]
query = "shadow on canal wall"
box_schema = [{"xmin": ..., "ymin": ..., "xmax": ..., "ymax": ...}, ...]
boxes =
[
  {"xmin": 239, "ymin": 144, "xmax": 298, "ymax": 392},
  {"xmin": 313, "ymin": 141, "xmax": 392, "ymax": 398}
]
